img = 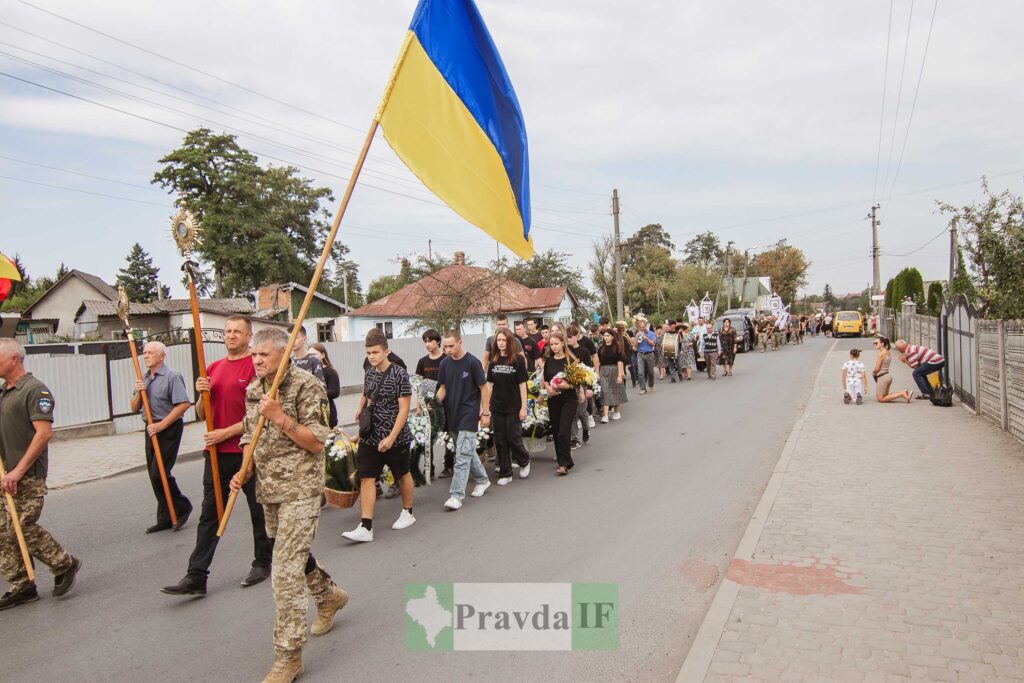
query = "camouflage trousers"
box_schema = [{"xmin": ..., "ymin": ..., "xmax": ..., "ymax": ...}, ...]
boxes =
[
  {"xmin": 772, "ymin": 331, "xmax": 783, "ymax": 350},
  {"xmin": 757, "ymin": 332, "xmax": 769, "ymax": 352},
  {"xmin": 0, "ymin": 476, "xmax": 73, "ymax": 592},
  {"xmin": 263, "ymin": 495, "xmax": 334, "ymax": 656}
]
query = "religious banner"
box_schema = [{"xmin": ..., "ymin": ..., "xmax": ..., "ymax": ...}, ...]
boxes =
[{"xmin": 699, "ymin": 293, "xmax": 713, "ymax": 320}]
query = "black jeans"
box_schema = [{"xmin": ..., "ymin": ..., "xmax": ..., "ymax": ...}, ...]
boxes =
[
  {"xmin": 547, "ymin": 395, "xmax": 575, "ymax": 470},
  {"xmin": 491, "ymin": 411, "xmax": 530, "ymax": 478},
  {"xmin": 145, "ymin": 419, "xmax": 192, "ymax": 526},
  {"xmin": 187, "ymin": 452, "xmax": 272, "ymax": 582}
]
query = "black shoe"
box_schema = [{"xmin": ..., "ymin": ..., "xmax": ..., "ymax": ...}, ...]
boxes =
[
  {"xmin": 582, "ymin": 431, "xmax": 590, "ymax": 444},
  {"xmin": 171, "ymin": 510, "xmax": 192, "ymax": 532},
  {"xmin": 161, "ymin": 576, "xmax": 207, "ymax": 597},
  {"xmin": 570, "ymin": 439, "xmax": 581, "ymax": 451},
  {"xmin": 240, "ymin": 565, "xmax": 270, "ymax": 588},
  {"xmin": 670, "ymin": 378, "xmax": 676, "ymax": 383},
  {"xmin": 439, "ymin": 469, "xmax": 453, "ymax": 479},
  {"xmin": 53, "ymin": 556, "xmax": 82, "ymax": 598},
  {"xmin": 0, "ymin": 585, "xmax": 39, "ymax": 611},
  {"xmin": 146, "ymin": 523, "xmax": 172, "ymax": 534}
]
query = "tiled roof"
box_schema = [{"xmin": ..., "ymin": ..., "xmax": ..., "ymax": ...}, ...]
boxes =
[
  {"xmin": 72, "ymin": 270, "xmax": 119, "ymax": 301},
  {"xmin": 349, "ymin": 264, "xmax": 575, "ymax": 317}
]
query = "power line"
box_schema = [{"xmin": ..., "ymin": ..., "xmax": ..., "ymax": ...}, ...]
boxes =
[
  {"xmin": 879, "ymin": 0, "xmax": 916, "ymax": 200},
  {"xmin": 882, "ymin": 0, "xmax": 940, "ymax": 207},
  {"xmin": 14, "ymin": 0, "xmax": 366, "ymax": 133},
  {"xmin": 0, "ymin": 173, "xmax": 167, "ymax": 206},
  {"xmin": 0, "ymin": 154, "xmax": 163, "ymax": 191},
  {"xmin": 872, "ymin": 0, "xmax": 894, "ymax": 202},
  {"xmin": 882, "ymin": 226, "xmax": 946, "ymax": 256}
]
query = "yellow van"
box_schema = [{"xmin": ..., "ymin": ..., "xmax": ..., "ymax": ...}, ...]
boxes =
[{"xmin": 834, "ymin": 310, "xmax": 864, "ymax": 337}]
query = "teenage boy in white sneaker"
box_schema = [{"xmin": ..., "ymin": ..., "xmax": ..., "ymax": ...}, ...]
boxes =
[
  {"xmin": 342, "ymin": 329, "xmax": 415, "ymax": 542},
  {"xmin": 436, "ymin": 330, "xmax": 491, "ymax": 510}
]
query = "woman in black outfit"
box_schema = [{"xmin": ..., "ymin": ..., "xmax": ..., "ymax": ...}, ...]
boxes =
[
  {"xmin": 486, "ymin": 328, "xmax": 532, "ymax": 484},
  {"xmin": 311, "ymin": 342, "xmax": 340, "ymax": 428},
  {"xmin": 542, "ymin": 331, "xmax": 580, "ymax": 475}
]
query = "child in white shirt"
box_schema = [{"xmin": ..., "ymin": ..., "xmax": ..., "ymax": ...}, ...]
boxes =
[{"xmin": 842, "ymin": 349, "xmax": 867, "ymax": 405}]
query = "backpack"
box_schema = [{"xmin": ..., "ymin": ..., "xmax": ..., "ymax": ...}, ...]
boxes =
[{"xmin": 930, "ymin": 384, "xmax": 953, "ymax": 407}]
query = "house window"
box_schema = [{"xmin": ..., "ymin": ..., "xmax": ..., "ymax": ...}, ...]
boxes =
[
  {"xmin": 374, "ymin": 321, "xmax": 394, "ymax": 339},
  {"xmin": 317, "ymin": 322, "xmax": 335, "ymax": 342}
]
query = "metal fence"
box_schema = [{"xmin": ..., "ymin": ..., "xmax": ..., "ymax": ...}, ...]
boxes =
[
  {"xmin": 19, "ymin": 329, "xmax": 487, "ymax": 434},
  {"xmin": 899, "ymin": 296, "xmax": 1024, "ymax": 446}
]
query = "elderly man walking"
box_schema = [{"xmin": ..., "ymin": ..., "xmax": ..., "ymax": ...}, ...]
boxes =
[
  {"xmin": 894, "ymin": 340, "xmax": 946, "ymax": 400},
  {"xmin": 130, "ymin": 341, "xmax": 193, "ymax": 533}
]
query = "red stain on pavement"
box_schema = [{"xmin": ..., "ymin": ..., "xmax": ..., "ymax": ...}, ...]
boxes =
[
  {"xmin": 679, "ymin": 559, "xmax": 721, "ymax": 593},
  {"xmin": 726, "ymin": 558, "xmax": 863, "ymax": 596}
]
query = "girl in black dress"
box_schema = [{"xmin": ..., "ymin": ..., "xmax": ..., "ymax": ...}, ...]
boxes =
[{"xmin": 542, "ymin": 332, "xmax": 581, "ymax": 475}]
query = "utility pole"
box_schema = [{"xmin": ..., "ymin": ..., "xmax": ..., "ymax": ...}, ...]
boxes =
[
  {"xmin": 869, "ymin": 204, "xmax": 881, "ymax": 311},
  {"xmin": 428, "ymin": 239, "xmax": 433, "ymax": 262},
  {"xmin": 342, "ymin": 270, "xmax": 349, "ymax": 308},
  {"xmin": 725, "ymin": 240, "xmax": 735, "ymax": 309},
  {"xmin": 612, "ymin": 189, "xmax": 623, "ymax": 320},
  {"xmin": 948, "ymin": 222, "xmax": 958, "ymax": 285}
]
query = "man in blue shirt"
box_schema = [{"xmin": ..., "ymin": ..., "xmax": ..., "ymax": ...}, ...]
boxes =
[
  {"xmin": 635, "ymin": 317, "xmax": 657, "ymax": 394},
  {"xmin": 130, "ymin": 341, "xmax": 193, "ymax": 533},
  {"xmin": 436, "ymin": 330, "xmax": 491, "ymax": 511}
]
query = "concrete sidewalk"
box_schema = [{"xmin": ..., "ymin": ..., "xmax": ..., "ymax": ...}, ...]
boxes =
[
  {"xmin": 679, "ymin": 340, "xmax": 1024, "ymax": 682},
  {"xmin": 46, "ymin": 393, "xmax": 363, "ymax": 489}
]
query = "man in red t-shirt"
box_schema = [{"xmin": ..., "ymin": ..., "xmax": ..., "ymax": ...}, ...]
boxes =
[{"xmin": 161, "ymin": 316, "xmax": 273, "ymax": 596}]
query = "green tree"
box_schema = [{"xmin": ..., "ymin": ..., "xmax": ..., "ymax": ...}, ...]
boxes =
[
  {"xmin": 117, "ymin": 243, "xmax": 161, "ymax": 303},
  {"xmin": 623, "ymin": 224, "xmax": 675, "ymax": 269},
  {"xmin": 181, "ymin": 262, "xmax": 215, "ymax": 298},
  {"xmin": 588, "ymin": 236, "xmax": 617, "ymax": 319},
  {"xmin": 903, "ymin": 268, "xmax": 925, "ymax": 304},
  {"xmin": 366, "ymin": 274, "xmax": 407, "ymax": 304},
  {"xmin": 927, "ymin": 281, "xmax": 944, "ymax": 316},
  {"xmin": 939, "ymin": 180, "xmax": 1024, "ymax": 318},
  {"xmin": 823, "ymin": 283, "xmax": 838, "ymax": 309},
  {"xmin": 153, "ymin": 128, "xmax": 350, "ymax": 298},
  {"xmin": 623, "ymin": 245, "xmax": 677, "ymax": 315},
  {"xmin": 884, "ymin": 277, "xmax": 895, "ymax": 309},
  {"xmin": 1, "ymin": 259, "xmax": 68, "ymax": 311},
  {"xmin": 947, "ymin": 245, "xmax": 976, "ymax": 302},
  {"xmin": 682, "ymin": 231, "xmax": 721, "ymax": 272},
  {"xmin": 755, "ymin": 240, "xmax": 809, "ymax": 303}
]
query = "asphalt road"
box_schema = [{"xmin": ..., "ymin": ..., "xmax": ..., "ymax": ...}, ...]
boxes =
[{"xmin": 0, "ymin": 337, "xmax": 832, "ymax": 682}]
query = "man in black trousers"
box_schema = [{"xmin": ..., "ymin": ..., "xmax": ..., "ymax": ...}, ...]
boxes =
[
  {"xmin": 131, "ymin": 341, "xmax": 193, "ymax": 533},
  {"xmin": 162, "ymin": 316, "xmax": 273, "ymax": 596}
]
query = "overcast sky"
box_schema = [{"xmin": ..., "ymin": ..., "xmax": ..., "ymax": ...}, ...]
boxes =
[{"xmin": 2, "ymin": 0, "xmax": 1022, "ymax": 303}]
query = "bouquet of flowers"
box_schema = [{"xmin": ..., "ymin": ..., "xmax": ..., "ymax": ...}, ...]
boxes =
[
  {"xmin": 564, "ymin": 360, "xmax": 592, "ymax": 388},
  {"xmin": 476, "ymin": 426, "xmax": 493, "ymax": 454},
  {"xmin": 521, "ymin": 398, "xmax": 550, "ymax": 450},
  {"xmin": 527, "ymin": 371, "xmax": 544, "ymax": 399},
  {"xmin": 439, "ymin": 431, "xmax": 456, "ymax": 453},
  {"xmin": 324, "ymin": 431, "xmax": 357, "ymax": 492},
  {"xmin": 407, "ymin": 413, "xmax": 431, "ymax": 449}
]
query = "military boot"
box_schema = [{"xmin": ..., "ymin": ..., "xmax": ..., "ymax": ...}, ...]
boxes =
[
  {"xmin": 262, "ymin": 652, "xmax": 303, "ymax": 683},
  {"xmin": 310, "ymin": 584, "xmax": 349, "ymax": 636}
]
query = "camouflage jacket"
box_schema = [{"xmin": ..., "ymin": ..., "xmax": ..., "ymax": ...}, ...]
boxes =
[{"xmin": 240, "ymin": 365, "xmax": 330, "ymax": 504}]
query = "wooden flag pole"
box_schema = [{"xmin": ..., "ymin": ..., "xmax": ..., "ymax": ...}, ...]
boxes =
[
  {"xmin": 0, "ymin": 454, "xmax": 35, "ymax": 582},
  {"xmin": 184, "ymin": 265, "xmax": 223, "ymax": 521},
  {"xmin": 217, "ymin": 34, "xmax": 413, "ymax": 538}
]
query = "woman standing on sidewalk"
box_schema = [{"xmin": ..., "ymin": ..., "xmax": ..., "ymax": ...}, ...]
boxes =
[
  {"xmin": 597, "ymin": 328, "xmax": 628, "ymax": 422},
  {"xmin": 543, "ymin": 332, "xmax": 579, "ymax": 475},
  {"xmin": 872, "ymin": 337, "xmax": 913, "ymax": 403}
]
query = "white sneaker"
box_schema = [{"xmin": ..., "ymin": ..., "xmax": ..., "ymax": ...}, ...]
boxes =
[
  {"xmin": 443, "ymin": 497, "xmax": 462, "ymax": 510},
  {"xmin": 512, "ymin": 462, "xmax": 520, "ymax": 469},
  {"xmin": 392, "ymin": 509, "xmax": 416, "ymax": 530},
  {"xmin": 341, "ymin": 525, "xmax": 373, "ymax": 543},
  {"xmin": 470, "ymin": 480, "xmax": 491, "ymax": 497},
  {"xmin": 587, "ymin": 416, "xmax": 596, "ymax": 429},
  {"xmin": 600, "ymin": 415, "xmax": 609, "ymax": 424},
  {"xmin": 611, "ymin": 412, "xmax": 622, "ymax": 421},
  {"xmin": 519, "ymin": 462, "xmax": 531, "ymax": 478},
  {"xmin": 496, "ymin": 476, "xmax": 512, "ymax": 486}
]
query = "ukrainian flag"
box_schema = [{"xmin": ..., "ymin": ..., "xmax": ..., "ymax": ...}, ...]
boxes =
[{"xmin": 377, "ymin": 0, "xmax": 533, "ymax": 259}]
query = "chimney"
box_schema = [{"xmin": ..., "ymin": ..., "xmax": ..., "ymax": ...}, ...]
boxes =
[{"xmin": 454, "ymin": 251, "xmax": 465, "ymax": 266}]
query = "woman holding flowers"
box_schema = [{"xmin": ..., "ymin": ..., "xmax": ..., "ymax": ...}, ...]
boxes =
[
  {"xmin": 486, "ymin": 328, "xmax": 532, "ymax": 485},
  {"xmin": 597, "ymin": 328, "xmax": 628, "ymax": 422},
  {"xmin": 543, "ymin": 332, "xmax": 581, "ymax": 475}
]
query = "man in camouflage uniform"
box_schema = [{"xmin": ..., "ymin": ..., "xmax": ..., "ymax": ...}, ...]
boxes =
[
  {"xmin": 0, "ymin": 338, "xmax": 81, "ymax": 610},
  {"xmin": 771, "ymin": 316, "xmax": 783, "ymax": 350},
  {"xmin": 230, "ymin": 328, "xmax": 348, "ymax": 683},
  {"xmin": 757, "ymin": 317, "xmax": 770, "ymax": 353}
]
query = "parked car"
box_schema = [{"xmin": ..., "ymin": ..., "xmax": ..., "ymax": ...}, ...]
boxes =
[
  {"xmin": 833, "ymin": 310, "xmax": 864, "ymax": 337},
  {"xmin": 713, "ymin": 314, "xmax": 755, "ymax": 353}
]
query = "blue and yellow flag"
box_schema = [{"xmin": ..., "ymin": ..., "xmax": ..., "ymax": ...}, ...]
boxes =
[{"xmin": 377, "ymin": 0, "xmax": 533, "ymax": 259}]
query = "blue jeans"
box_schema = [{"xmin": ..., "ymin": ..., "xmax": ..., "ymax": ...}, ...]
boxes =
[
  {"xmin": 449, "ymin": 430, "xmax": 489, "ymax": 501},
  {"xmin": 912, "ymin": 360, "xmax": 945, "ymax": 396}
]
